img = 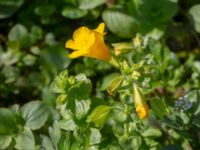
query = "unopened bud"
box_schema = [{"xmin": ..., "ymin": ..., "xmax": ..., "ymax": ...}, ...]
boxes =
[
  {"xmin": 133, "ymin": 84, "xmax": 148, "ymax": 119},
  {"xmin": 133, "ymin": 34, "xmax": 143, "ymax": 48},
  {"xmin": 112, "ymin": 42, "xmax": 133, "ymax": 56},
  {"xmin": 107, "ymin": 76, "xmax": 123, "ymax": 95},
  {"xmin": 131, "ymin": 71, "xmax": 141, "ymax": 80}
]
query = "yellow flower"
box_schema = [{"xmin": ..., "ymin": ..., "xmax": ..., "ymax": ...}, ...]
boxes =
[
  {"xmin": 65, "ymin": 23, "xmax": 110, "ymax": 61},
  {"xmin": 133, "ymin": 84, "xmax": 148, "ymax": 119}
]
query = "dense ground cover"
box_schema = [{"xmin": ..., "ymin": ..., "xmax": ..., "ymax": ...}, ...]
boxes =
[{"xmin": 0, "ymin": 0, "xmax": 200, "ymax": 149}]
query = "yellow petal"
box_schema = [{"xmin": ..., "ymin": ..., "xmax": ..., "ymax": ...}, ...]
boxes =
[
  {"xmin": 86, "ymin": 33, "xmax": 110, "ymax": 61},
  {"xmin": 65, "ymin": 23, "xmax": 110, "ymax": 61},
  {"xmin": 94, "ymin": 23, "xmax": 105, "ymax": 34},
  {"xmin": 136, "ymin": 104, "xmax": 148, "ymax": 119},
  {"xmin": 68, "ymin": 49, "xmax": 89, "ymax": 59},
  {"xmin": 71, "ymin": 27, "xmax": 95, "ymax": 50},
  {"xmin": 65, "ymin": 39, "xmax": 77, "ymax": 50},
  {"xmin": 73, "ymin": 27, "xmax": 90, "ymax": 42}
]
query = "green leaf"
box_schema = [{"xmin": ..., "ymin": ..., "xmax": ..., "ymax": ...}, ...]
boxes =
[
  {"xmin": 102, "ymin": 10, "xmax": 138, "ymax": 38},
  {"xmin": 142, "ymin": 128, "xmax": 162, "ymax": 138},
  {"xmin": 0, "ymin": 108, "xmax": 21, "ymax": 135},
  {"xmin": 150, "ymin": 99, "xmax": 168, "ymax": 118},
  {"xmin": 100, "ymin": 73, "xmax": 122, "ymax": 91},
  {"xmin": 0, "ymin": 0, "xmax": 23, "ymax": 19},
  {"xmin": 30, "ymin": 46, "xmax": 40, "ymax": 55},
  {"xmin": 22, "ymin": 54, "xmax": 37, "ymax": 66},
  {"xmin": 68, "ymin": 74, "xmax": 92, "ymax": 100},
  {"xmin": 58, "ymin": 132, "xmax": 72, "ymax": 150},
  {"xmin": 50, "ymin": 70, "xmax": 69, "ymax": 94},
  {"xmin": 8, "ymin": 24, "xmax": 30, "ymax": 48},
  {"xmin": 56, "ymin": 94, "xmax": 68, "ymax": 104},
  {"xmin": 0, "ymin": 46, "xmax": 3, "ymax": 66},
  {"xmin": 21, "ymin": 101, "xmax": 49, "ymax": 130},
  {"xmin": 15, "ymin": 127, "xmax": 35, "ymax": 150},
  {"xmin": 131, "ymin": 136, "xmax": 142, "ymax": 150},
  {"xmin": 162, "ymin": 144, "xmax": 182, "ymax": 150},
  {"xmin": 2, "ymin": 49, "xmax": 22, "ymax": 66},
  {"xmin": 70, "ymin": 141, "xmax": 81, "ymax": 150},
  {"xmin": 189, "ymin": 4, "xmax": 200, "ymax": 33},
  {"xmin": 131, "ymin": 0, "xmax": 178, "ymax": 32},
  {"xmin": 10, "ymin": 104, "xmax": 20, "ymax": 114},
  {"xmin": 0, "ymin": 135, "xmax": 12, "ymax": 149},
  {"xmin": 118, "ymin": 135, "xmax": 142, "ymax": 149},
  {"xmin": 89, "ymin": 128, "xmax": 101, "ymax": 145},
  {"xmin": 184, "ymin": 90, "xmax": 200, "ymax": 115},
  {"xmin": 49, "ymin": 121, "xmax": 61, "ymax": 148},
  {"xmin": 61, "ymin": 6, "xmax": 88, "ymax": 19},
  {"xmin": 34, "ymin": 4, "xmax": 55, "ymax": 17},
  {"xmin": 182, "ymin": 90, "xmax": 200, "ymax": 127},
  {"xmin": 30, "ymin": 26, "xmax": 43, "ymax": 44},
  {"xmin": 148, "ymin": 40, "xmax": 162, "ymax": 63},
  {"xmin": 87, "ymin": 105, "xmax": 110, "ymax": 128},
  {"xmin": 168, "ymin": 129, "xmax": 180, "ymax": 140},
  {"xmin": 41, "ymin": 135, "xmax": 54, "ymax": 150},
  {"xmin": 179, "ymin": 112, "xmax": 189, "ymax": 124},
  {"xmin": 41, "ymin": 45, "xmax": 71, "ymax": 75},
  {"xmin": 111, "ymin": 103, "xmax": 127, "ymax": 123},
  {"xmin": 2, "ymin": 66, "xmax": 20, "ymax": 83},
  {"xmin": 78, "ymin": 0, "xmax": 105, "ymax": 9},
  {"xmin": 107, "ymin": 76, "xmax": 123, "ymax": 95},
  {"xmin": 59, "ymin": 119, "xmax": 76, "ymax": 131},
  {"xmin": 192, "ymin": 61, "xmax": 200, "ymax": 74},
  {"xmin": 75, "ymin": 99, "xmax": 91, "ymax": 120}
]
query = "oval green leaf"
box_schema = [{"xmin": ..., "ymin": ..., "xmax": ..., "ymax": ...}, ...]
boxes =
[
  {"xmin": 87, "ymin": 105, "xmax": 110, "ymax": 128},
  {"xmin": 0, "ymin": 136, "xmax": 12, "ymax": 149},
  {"xmin": 0, "ymin": 108, "xmax": 21, "ymax": 135},
  {"xmin": 78, "ymin": 0, "xmax": 105, "ymax": 9},
  {"xmin": 189, "ymin": 4, "xmax": 200, "ymax": 33},
  {"xmin": 61, "ymin": 6, "xmax": 88, "ymax": 19},
  {"xmin": 102, "ymin": 10, "xmax": 138, "ymax": 38},
  {"xmin": 15, "ymin": 127, "xmax": 35, "ymax": 150},
  {"xmin": 21, "ymin": 101, "xmax": 49, "ymax": 130},
  {"xmin": 0, "ymin": 0, "xmax": 23, "ymax": 19}
]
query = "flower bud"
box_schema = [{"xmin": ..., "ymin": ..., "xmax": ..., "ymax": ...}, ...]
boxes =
[
  {"xmin": 107, "ymin": 76, "xmax": 123, "ymax": 95},
  {"xmin": 112, "ymin": 42, "xmax": 133, "ymax": 56},
  {"xmin": 133, "ymin": 33, "xmax": 143, "ymax": 48},
  {"xmin": 131, "ymin": 71, "xmax": 141, "ymax": 80},
  {"xmin": 133, "ymin": 84, "xmax": 148, "ymax": 119}
]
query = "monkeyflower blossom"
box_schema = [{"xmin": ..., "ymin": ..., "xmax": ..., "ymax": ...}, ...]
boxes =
[
  {"xmin": 133, "ymin": 84, "xmax": 148, "ymax": 119},
  {"xmin": 65, "ymin": 23, "xmax": 110, "ymax": 61}
]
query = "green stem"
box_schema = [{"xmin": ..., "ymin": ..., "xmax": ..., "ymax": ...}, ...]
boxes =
[{"xmin": 124, "ymin": 123, "xmax": 129, "ymax": 136}]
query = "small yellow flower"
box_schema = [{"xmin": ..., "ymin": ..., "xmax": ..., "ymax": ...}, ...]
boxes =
[
  {"xmin": 133, "ymin": 84, "xmax": 148, "ymax": 119},
  {"xmin": 65, "ymin": 23, "xmax": 110, "ymax": 61}
]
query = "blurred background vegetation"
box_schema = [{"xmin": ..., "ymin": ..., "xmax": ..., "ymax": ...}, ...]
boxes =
[
  {"xmin": 0, "ymin": 0, "xmax": 200, "ymax": 106},
  {"xmin": 0, "ymin": 0, "xmax": 200, "ymax": 149}
]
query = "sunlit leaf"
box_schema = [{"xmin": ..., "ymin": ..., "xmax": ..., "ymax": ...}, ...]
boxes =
[
  {"xmin": 0, "ymin": 135, "xmax": 12, "ymax": 149},
  {"xmin": 62, "ymin": 6, "xmax": 88, "ymax": 19},
  {"xmin": 87, "ymin": 105, "xmax": 110, "ymax": 128},
  {"xmin": 78, "ymin": 0, "xmax": 105, "ymax": 9},
  {"xmin": 102, "ymin": 10, "xmax": 138, "ymax": 38},
  {"xmin": 15, "ymin": 127, "xmax": 35, "ymax": 150},
  {"xmin": 189, "ymin": 4, "xmax": 200, "ymax": 33},
  {"xmin": 21, "ymin": 101, "xmax": 49, "ymax": 130}
]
